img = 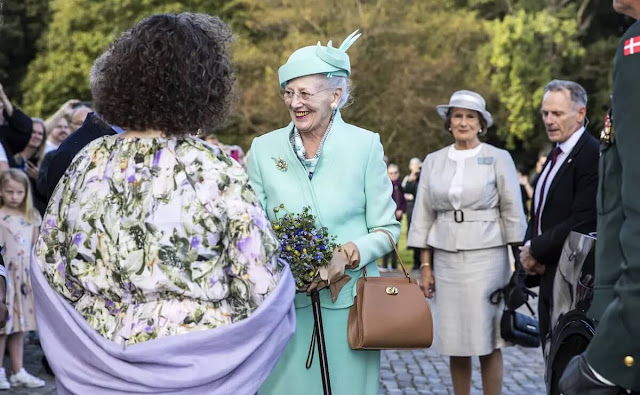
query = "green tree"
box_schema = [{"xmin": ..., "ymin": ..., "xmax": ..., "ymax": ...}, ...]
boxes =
[
  {"xmin": 467, "ymin": 0, "xmax": 632, "ymax": 168},
  {"xmin": 480, "ymin": 10, "xmax": 585, "ymax": 153},
  {"xmin": 19, "ymin": 0, "xmax": 632, "ymax": 173},
  {"xmin": 21, "ymin": 0, "xmax": 236, "ymax": 117},
  {"xmin": 0, "ymin": 0, "xmax": 50, "ymax": 106},
  {"xmin": 220, "ymin": 0, "xmax": 492, "ymax": 169}
]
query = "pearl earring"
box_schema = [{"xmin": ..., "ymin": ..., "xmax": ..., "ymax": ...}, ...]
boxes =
[
  {"xmin": 448, "ymin": 127, "xmax": 452, "ymax": 132},
  {"xmin": 330, "ymin": 103, "xmax": 338, "ymax": 111}
]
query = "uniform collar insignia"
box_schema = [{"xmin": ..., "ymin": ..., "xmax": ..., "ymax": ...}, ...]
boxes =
[{"xmin": 600, "ymin": 109, "xmax": 614, "ymax": 145}]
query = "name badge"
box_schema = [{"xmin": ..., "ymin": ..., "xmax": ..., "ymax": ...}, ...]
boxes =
[{"xmin": 477, "ymin": 156, "xmax": 494, "ymax": 165}]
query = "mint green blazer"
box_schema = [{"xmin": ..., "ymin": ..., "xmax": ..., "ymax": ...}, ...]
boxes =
[{"xmin": 248, "ymin": 111, "xmax": 401, "ymax": 309}]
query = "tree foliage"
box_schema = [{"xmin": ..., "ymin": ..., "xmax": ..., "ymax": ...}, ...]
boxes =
[
  {"xmin": 7, "ymin": 0, "xmax": 633, "ymax": 173},
  {"xmin": 225, "ymin": 0, "xmax": 490, "ymax": 166},
  {"xmin": 480, "ymin": 10, "xmax": 585, "ymax": 150},
  {"xmin": 0, "ymin": 0, "xmax": 49, "ymax": 104},
  {"xmin": 21, "ymin": 0, "xmax": 234, "ymax": 116}
]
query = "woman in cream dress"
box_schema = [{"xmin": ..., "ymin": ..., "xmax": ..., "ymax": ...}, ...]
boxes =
[{"xmin": 408, "ymin": 90, "xmax": 526, "ymax": 395}]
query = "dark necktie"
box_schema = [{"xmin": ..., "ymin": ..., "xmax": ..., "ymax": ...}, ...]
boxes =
[{"xmin": 533, "ymin": 146, "xmax": 563, "ymax": 237}]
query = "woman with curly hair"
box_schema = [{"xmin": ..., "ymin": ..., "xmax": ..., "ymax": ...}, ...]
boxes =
[{"xmin": 31, "ymin": 13, "xmax": 295, "ymax": 394}]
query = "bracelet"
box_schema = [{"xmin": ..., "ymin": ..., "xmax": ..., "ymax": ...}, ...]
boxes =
[{"xmin": 420, "ymin": 262, "xmax": 431, "ymax": 269}]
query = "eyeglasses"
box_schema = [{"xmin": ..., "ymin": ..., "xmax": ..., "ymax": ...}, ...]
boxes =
[{"xmin": 278, "ymin": 88, "xmax": 331, "ymax": 102}]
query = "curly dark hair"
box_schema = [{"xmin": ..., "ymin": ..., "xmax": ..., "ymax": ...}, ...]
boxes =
[{"xmin": 91, "ymin": 13, "xmax": 235, "ymax": 136}]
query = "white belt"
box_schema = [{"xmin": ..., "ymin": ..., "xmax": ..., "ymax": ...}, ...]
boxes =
[{"xmin": 437, "ymin": 208, "xmax": 500, "ymax": 223}]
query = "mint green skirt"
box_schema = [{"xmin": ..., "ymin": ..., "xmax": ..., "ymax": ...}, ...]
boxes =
[{"xmin": 260, "ymin": 305, "xmax": 380, "ymax": 395}]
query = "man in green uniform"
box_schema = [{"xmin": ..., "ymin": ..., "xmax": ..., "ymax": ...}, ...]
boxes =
[{"xmin": 559, "ymin": 1, "xmax": 640, "ymax": 393}]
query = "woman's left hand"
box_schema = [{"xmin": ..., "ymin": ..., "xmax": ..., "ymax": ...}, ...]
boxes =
[
  {"xmin": 25, "ymin": 161, "xmax": 39, "ymax": 179},
  {"xmin": 419, "ymin": 267, "xmax": 435, "ymax": 299}
]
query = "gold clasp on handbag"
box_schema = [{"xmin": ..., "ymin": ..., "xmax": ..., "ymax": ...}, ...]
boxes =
[{"xmin": 385, "ymin": 286, "xmax": 399, "ymax": 295}]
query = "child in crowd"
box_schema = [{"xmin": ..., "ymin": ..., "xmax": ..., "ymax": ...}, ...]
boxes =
[{"xmin": 0, "ymin": 169, "xmax": 45, "ymax": 389}]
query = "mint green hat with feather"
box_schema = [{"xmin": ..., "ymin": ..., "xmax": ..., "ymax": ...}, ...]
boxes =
[{"xmin": 278, "ymin": 30, "xmax": 362, "ymax": 88}]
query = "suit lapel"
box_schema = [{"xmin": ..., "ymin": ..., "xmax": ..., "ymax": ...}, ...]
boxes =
[
  {"xmin": 283, "ymin": 123, "xmax": 305, "ymax": 176},
  {"xmin": 545, "ymin": 131, "xmax": 589, "ymax": 202},
  {"xmin": 542, "ymin": 149, "xmax": 554, "ymax": 169}
]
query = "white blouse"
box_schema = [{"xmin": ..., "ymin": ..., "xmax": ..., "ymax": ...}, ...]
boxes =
[
  {"xmin": 0, "ymin": 143, "xmax": 8, "ymax": 164},
  {"xmin": 45, "ymin": 140, "xmax": 59, "ymax": 154},
  {"xmin": 447, "ymin": 143, "xmax": 483, "ymax": 210}
]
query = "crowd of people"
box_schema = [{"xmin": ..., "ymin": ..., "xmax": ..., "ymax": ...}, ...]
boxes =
[
  {"xmin": 0, "ymin": 1, "xmax": 638, "ymax": 394},
  {"xmin": 0, "ymin": 83, "xmax": 51, "ymax": 388}
]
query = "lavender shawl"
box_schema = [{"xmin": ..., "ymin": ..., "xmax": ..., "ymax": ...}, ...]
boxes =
[{"xmin": 31, "ymin": 252, "xmax": 296, "ymax": 395}]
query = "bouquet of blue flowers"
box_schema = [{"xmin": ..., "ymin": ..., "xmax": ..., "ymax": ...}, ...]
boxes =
[{"xmin": 271, "ymin": 205, "xmax": 340, "ymax": 291}]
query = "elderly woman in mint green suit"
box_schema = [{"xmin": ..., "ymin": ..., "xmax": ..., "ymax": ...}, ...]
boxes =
[{"xmin": 248, "ymin": 31, "xmax": 400, "ymax": 395}]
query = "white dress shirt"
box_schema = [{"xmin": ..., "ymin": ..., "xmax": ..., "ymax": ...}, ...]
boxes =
[
  {"xmin": 45, "ymin": 140, "xmax": 59, "ymax": 154},
  {"xmin": 0, "ymin": 143, "xmax": 7, "ymax": 164},
  {"xmin": 533, "ymin": 126, "xmax": 585, "ymax": 235}
]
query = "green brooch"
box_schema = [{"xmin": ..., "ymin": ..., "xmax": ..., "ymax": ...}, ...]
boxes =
[{"xmin": 272, "ymin": 157, "xmax": 288, "ymax": 172}]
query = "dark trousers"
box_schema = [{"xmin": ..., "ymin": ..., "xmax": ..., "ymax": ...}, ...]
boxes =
[
  {"xmin": 538, "ymin": 264, "xmax": 558, "ymax": 351},
  {"xmin": 406, "ymin": 201, "xmax": 421, "ymax": 268},
  {"xmin": 382, "ymin": 251, "xmax": 397, "ymax": 269},
  {"xmin": 412, "ymin": 248, "xmax": 420, "ymax": 268}
]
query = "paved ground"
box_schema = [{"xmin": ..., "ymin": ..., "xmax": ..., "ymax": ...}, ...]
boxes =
[
  {"xmin": 2, "ymin": 342, "xmax": 55, "ymax": 394},
  {"xmin": 379, "ymin": 345, "xmax": 546, "ymax": 395},
  {"xmin": 6, "ymin": 269, "xmax": 546, "ymax": 395},
  {"xmin": 377, "ymin": 269, "xmax": 546, "ymax": 395},
  {"xmin": 9, "ymin": 340, "xmax": 545, "ymax": 395},
  {"xmin": 7, "ymin": 342, "xmax": 546, "ymax": 395}
]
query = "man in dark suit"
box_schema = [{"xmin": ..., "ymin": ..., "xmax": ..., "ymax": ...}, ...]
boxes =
[
  {"xmin": 519, "ymin": 80, "xmax": 599, "ymax": 350},
  {"xmin": 39, "ymin": 112, "xmax": 116, "ymax": 201},
  {"xmin": 559, "ymin": 2, "xmax": 640, "ymax": 393}
]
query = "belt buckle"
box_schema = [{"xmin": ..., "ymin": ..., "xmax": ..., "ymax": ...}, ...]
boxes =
[{"xmin": 454, "ymin": 209, "xmax": 464, "ymax": 223}]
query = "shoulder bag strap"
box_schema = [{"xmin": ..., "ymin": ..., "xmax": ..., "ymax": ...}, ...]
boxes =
[{"xmin": 367, "ymin": 229, "xmax": 410, "ymax": 281}]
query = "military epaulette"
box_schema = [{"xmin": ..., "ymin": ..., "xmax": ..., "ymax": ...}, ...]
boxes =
[{"xmin": 600, "ymin": 108, "xmax": 614, "ymax": 145}]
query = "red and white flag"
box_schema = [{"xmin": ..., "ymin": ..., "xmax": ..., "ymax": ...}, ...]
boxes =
[{"xmin": 624, "ymin": 36, "xmax": 640, "ymax": 56}]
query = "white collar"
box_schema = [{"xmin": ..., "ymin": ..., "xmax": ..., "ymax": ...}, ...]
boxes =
[
  {"xmin": 447, "ymin": 142, "xmax": 483, "ymax": 160},
  {"xmin": 557, "ymin": 126, "xmax": 585, "ymax": 154}
]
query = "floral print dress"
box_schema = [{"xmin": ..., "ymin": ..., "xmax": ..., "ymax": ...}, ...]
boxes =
[
  {"xmin": 0, "ymin": 211, "xmax": 40, "ymax": 335},
  {"xmin": 36, "ymin": 136, "xmax": 283, "ymax": 346}
]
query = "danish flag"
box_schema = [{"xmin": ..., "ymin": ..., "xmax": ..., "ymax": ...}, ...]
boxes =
[{"xmin": 624, "ymin": 36, "xmax": 640, "ymax": 56}]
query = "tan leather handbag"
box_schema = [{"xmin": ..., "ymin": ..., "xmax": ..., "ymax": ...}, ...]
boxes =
[{"xmin": 347, "ymin": 229, "xmax": 433, "ymax": 350}]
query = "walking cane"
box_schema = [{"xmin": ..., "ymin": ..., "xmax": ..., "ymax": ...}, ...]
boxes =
[{"xmin": 306, "ymin": 289, "xmax": 332, "ymax": 395}]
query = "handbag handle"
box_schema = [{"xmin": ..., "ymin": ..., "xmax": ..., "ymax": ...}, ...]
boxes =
[{"xmin": 363, "ymin": 229, "xmax": 411, "ymax": 281}]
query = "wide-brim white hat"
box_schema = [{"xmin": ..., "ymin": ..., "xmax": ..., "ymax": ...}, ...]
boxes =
[{"xmin": 435, "ymin": 90, "xmax": 493, "ymax": 128}]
